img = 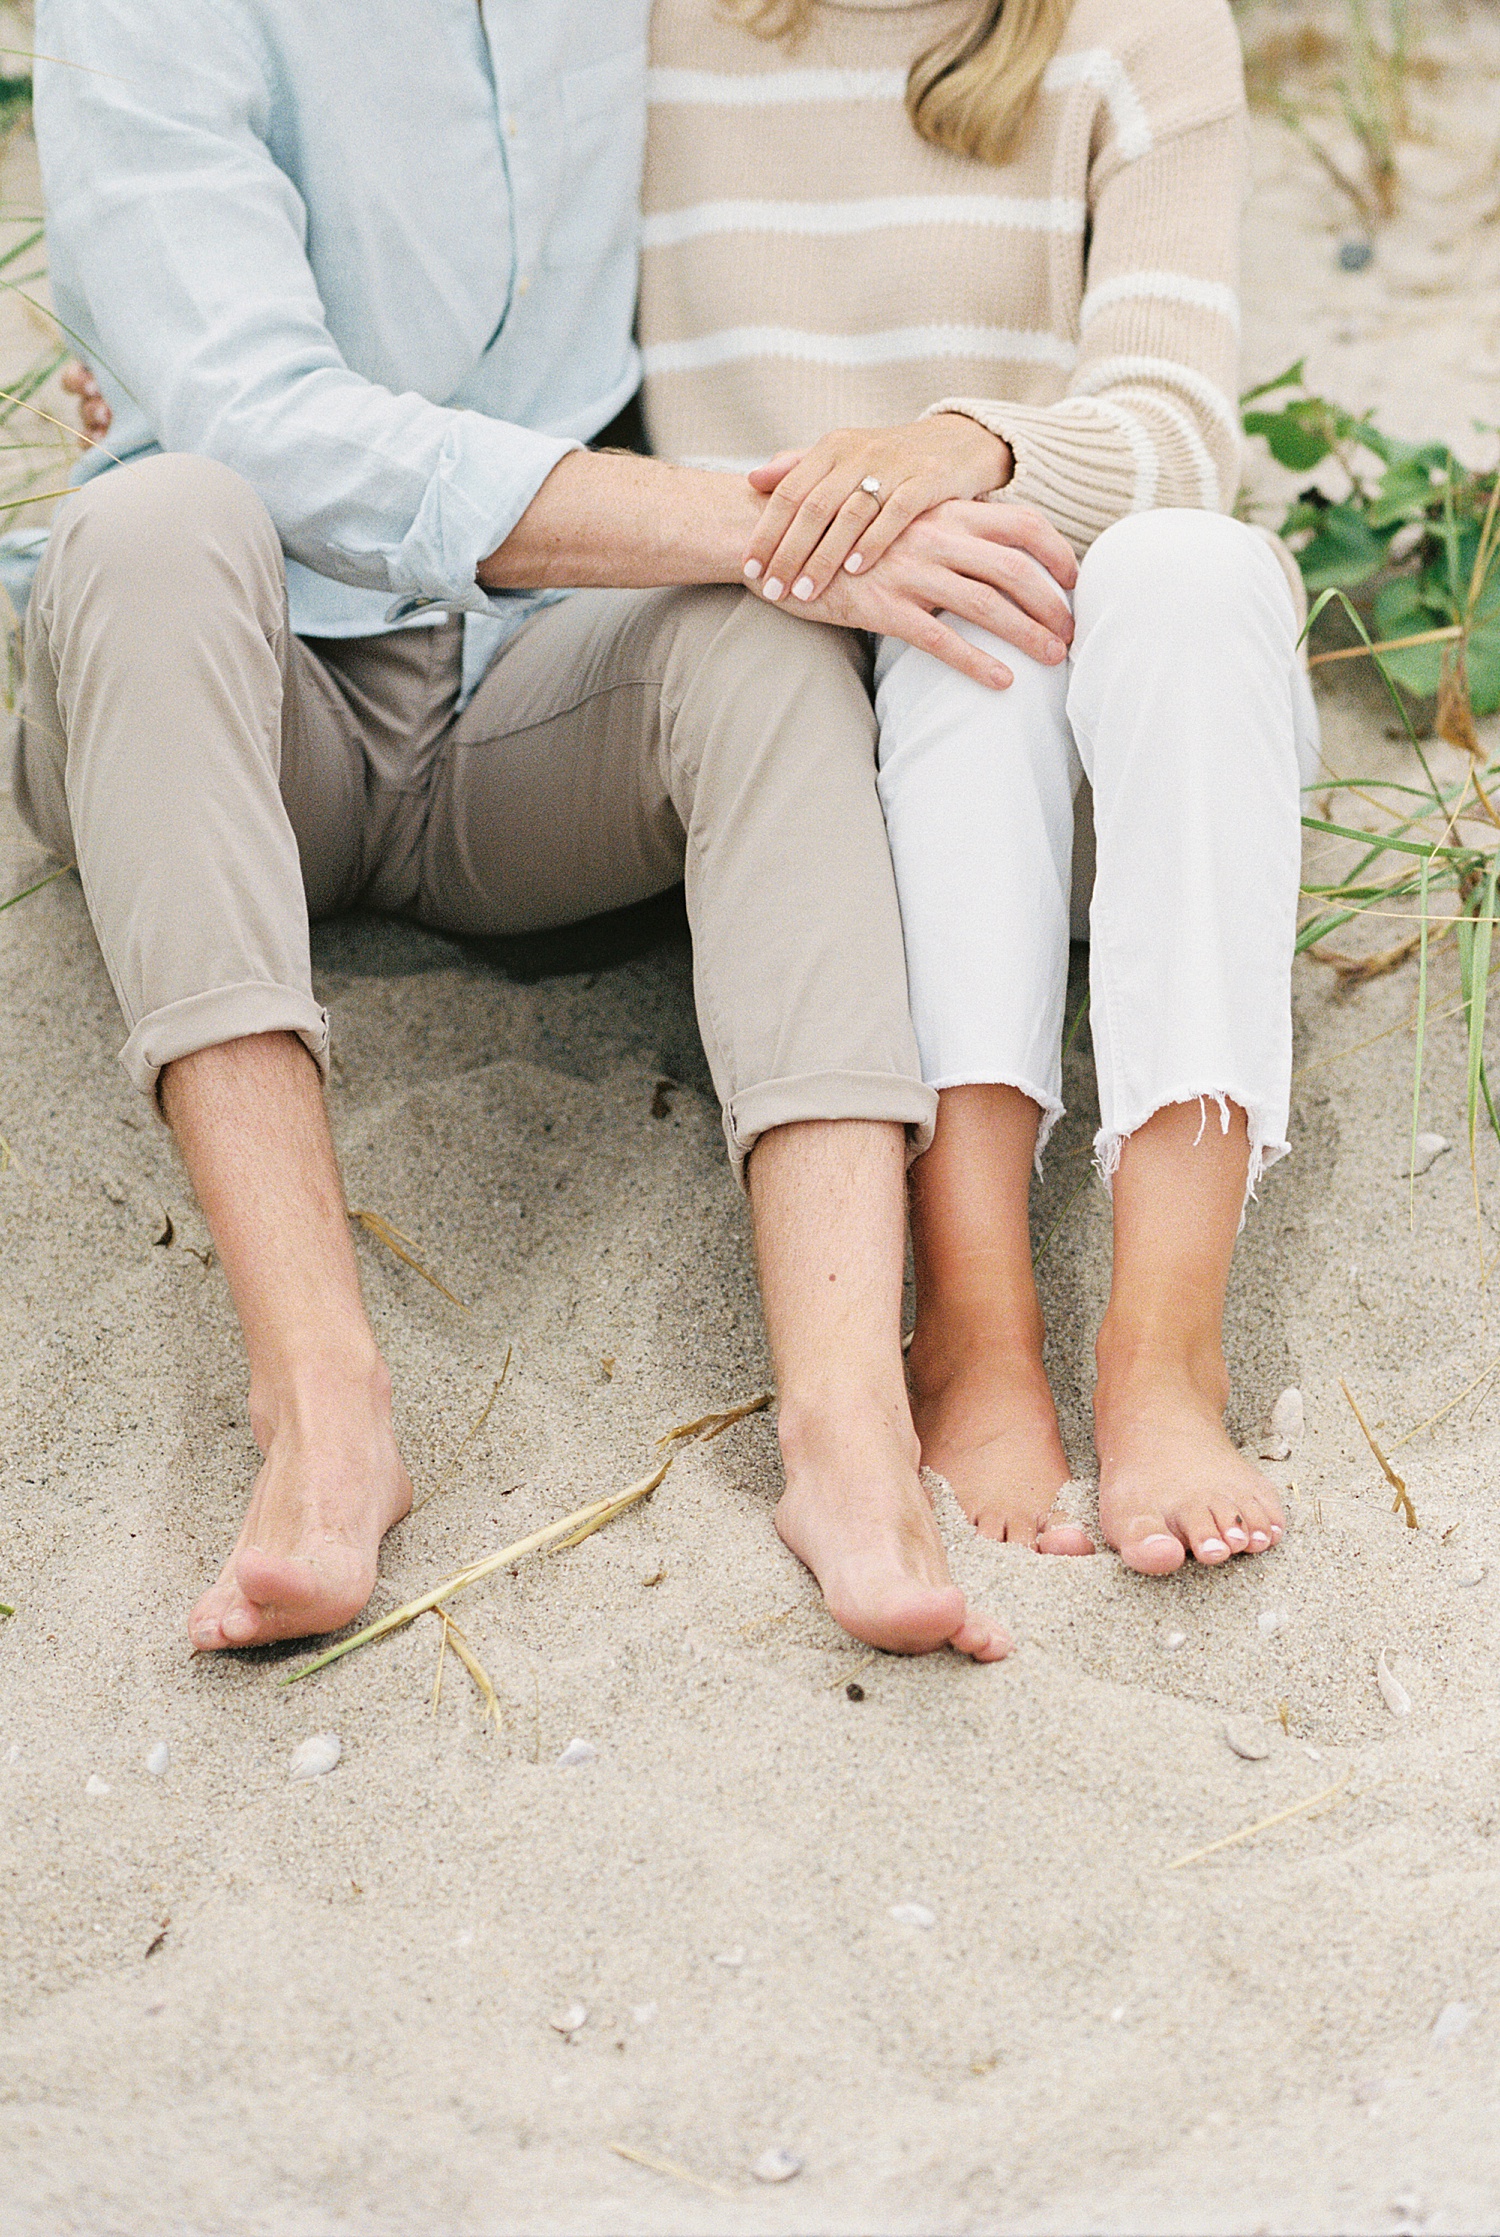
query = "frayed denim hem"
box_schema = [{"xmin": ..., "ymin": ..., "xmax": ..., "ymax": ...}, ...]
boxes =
[{"xmin": 1093, "ymin": 1090, "xmax": 1290, "ymax": 1226}]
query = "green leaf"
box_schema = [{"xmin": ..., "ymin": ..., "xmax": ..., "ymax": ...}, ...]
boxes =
[
  {"xmin": 1240, "ymin": 359, "xmax": 1307, "ymax": 407},
  {"xmin": 1297, "ymin": 502, "xmax": 1394, "ymax": 592},
  {"xmin": 1244, "ymin": 405, "xmax": 1335, "ymax": 473}
]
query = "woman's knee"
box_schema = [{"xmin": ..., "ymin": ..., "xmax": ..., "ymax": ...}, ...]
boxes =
[{"xmin": 1076, "ymin": 509, "xmax": 1291, "ymax": 639}]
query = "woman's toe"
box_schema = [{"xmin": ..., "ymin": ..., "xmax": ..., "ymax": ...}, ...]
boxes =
[
  {"xmin": 1116, "ymin": 1516, "xmax": 1187, "ymax": 1575},
  {"xmin": 1036, "ymin": 1517, "xmax": 1095, "ymax": 1556}
]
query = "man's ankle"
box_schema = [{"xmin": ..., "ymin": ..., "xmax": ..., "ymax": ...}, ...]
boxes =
[
  {"xmin": 248, "ymin": 1339, "xmax": 392, "ymax": 1444},
  {"xmin": 776, "ymin": 1385, "xmax": 919, "ymax": 1475}
]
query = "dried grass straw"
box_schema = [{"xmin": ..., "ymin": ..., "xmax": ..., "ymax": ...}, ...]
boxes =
[{"xmin": 284, "ymin": 1391, "xmax": 772, "ymax": 1686}]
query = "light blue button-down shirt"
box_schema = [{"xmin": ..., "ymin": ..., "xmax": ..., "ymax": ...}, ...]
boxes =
[{"xmin": 33, "ymin": 0, "xmax": 650, "ymax": 699}]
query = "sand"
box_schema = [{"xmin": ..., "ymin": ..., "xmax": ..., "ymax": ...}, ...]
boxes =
[{"xmin": 3, "ymin": 8, "xmax": 1500, "ymax": 2231}]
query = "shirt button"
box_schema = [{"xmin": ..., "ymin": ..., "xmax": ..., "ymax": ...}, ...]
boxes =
[
  {"xmin": 517, "ymin": 275, "xmax": 531, "ymax": 296},
  {"xmin": 504, "ymin": 111, "xmax": 518, "ymax": 136}
]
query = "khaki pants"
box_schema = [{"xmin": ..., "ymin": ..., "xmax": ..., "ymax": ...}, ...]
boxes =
[{"xmin": 13, "ymin": 454, "xmax": 934, "ymax": 1171}]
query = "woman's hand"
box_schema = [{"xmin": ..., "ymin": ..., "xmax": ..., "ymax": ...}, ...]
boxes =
[
  {"xmin": 62, "ymin": 362, "xmax": 113, "ymax": 444},
  {"xmin": 742, "ymin": 413, "xmax": 1043, "ymax": 604},
  {"xmin": 776, "ymin": 495, "xmax": 1079, "ymax": 689}
]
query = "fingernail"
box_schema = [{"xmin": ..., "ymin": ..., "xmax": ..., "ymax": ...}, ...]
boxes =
[
  {"xmin": 743, "ymin": 559, "xmax": 762, "ymax": 581},
  {"xmin": 844, "ymin": 552, "xmax": 863, "ymax": 574},
  {"xmin": 1198, "ymin": 1537, "xmax": 1230, "ymax": 1559},
  {"xmin": 791, "ymin": 576, "xmax": 814, "ymax": 602},
  {"xmin": 763, "ymin": 578, "xmax": 784, "ymax": 602}
]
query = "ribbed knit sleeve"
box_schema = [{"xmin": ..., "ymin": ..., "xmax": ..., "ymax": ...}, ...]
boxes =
[{"xmin": 928, "ymin": 109, "xmax": 1246, "ymax": 552}]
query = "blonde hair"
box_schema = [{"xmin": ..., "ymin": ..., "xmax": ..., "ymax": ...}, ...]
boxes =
[{"xmin": 726, "ymin": 0, "xmax": 1074, "ymax": 166}]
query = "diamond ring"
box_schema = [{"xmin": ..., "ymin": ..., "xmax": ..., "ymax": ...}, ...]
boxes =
[{"xmin": 860, "ymin": 476, "xmax": 883, "ymax": 499}]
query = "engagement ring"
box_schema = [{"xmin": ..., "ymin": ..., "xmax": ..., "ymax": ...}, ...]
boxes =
[{"xmin": 860, "ymin": 476, "xmax": 883, "ymax": 499}]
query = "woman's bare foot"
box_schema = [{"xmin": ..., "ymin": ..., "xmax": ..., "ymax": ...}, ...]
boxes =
[
  {"xmin": 773, "ymin": 1399, "xmax": 1012, "ymax": 1659},
  {"xmin": 1094, "ymin": 1331, "xmax": 1284, "ymax": 1575},
  {"xmin": 189, "ymin": 1354, "xmax": 412, "ymax": 1650},
  {"xmin": 907, "ymin": 1323, "xmax": 1093, "ymax": 1553}
]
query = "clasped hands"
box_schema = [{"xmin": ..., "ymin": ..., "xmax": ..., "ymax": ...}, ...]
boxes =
[{"xmin": 738, "ymin": 411, "xmax": 1078, "ymax": 691}]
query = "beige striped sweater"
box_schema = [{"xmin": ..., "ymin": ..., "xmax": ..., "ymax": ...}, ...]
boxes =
[{"xmin": 639, "ymin": 0, "xmax": 1250, "ymax": 555}]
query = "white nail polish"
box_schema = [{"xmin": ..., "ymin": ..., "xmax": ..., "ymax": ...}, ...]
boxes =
[
  {"xmin": 844, "ymin": 552, "xmax": 863, "ymax": 574},
  {"xmin": 792, "ymin": 576, "xmax": 814, "ymax": 602},
  {"xmin": 1200, "ymin": 1537, "xmax": 1229, "ymax": 1557},
  {"xmin": 743, "ymin": 559, "xmax": 762, "ymax": 581},
  {"xmin": 763, "ymin": 578, "xmax": 783, "ymax": 601}
]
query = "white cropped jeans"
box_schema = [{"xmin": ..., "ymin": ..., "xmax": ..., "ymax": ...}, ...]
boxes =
[{"xmin": 875, "ymin": 510, "xmax": 1318, "ymax": 1192}]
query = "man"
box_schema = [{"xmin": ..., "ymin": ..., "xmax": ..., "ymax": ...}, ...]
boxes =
[{"xmin": 18, "ymin": 1, "xmax": 1069, "ymax": 1662}]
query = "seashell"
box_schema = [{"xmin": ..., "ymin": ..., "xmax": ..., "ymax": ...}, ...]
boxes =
[
  {"xmin": 888, "ymin": 1902, "xmax": 936, "ymax": 1929},
  {"xmin": 713, "ymin": 1946, "xmax": 745, "ymax": 1968},
  {"xmin": 1455, "ymin": 1563, "xmax": 1486, "ymax": 1588},
  {"xmin": 630, "ymin": 2002, "xmax": 658, "ymax": 2027},
  {"xmin": 1259, "ymin": 1387, "xmax": 1304, "ymax": 1459},
  {"xmin": 1430, "ymin": 2000, "xmax": 1474, "ymax": 2047},
  {"xmin": 751, "ymin": 2148, "xmax": 804, "ymax": 2185},
  {"xmin": 85, "ymin": 1773, "xmax": 112, "ymax": 1798},
  {"xmin": 556, "ymin": 1738, "xmax": 596, "ymax": 1768},
  {"xmin": 549, "ymin": 2002, "xmax": 588, "ymax": 2036},
  {"xmin": 1376, "ymin": 1649, "xmax": 1411, "ymax": 1716},
  {"xmin": 145, "ymin": 1742, "xmax": 170, "ymax": 1778},
  {"xmin": 1163, "ymin": 1630, "xmax": 1187, "ymax": 1654},
  {"xmin": 1257, "ymin": 1609, "xmax": 1286, "ymax": 1638},
  {"xmin": 1224, "ymin": 1718, "xmax": 1273, "ymax": 1761},
  {"xmin": 1409, "ymin": 1132, "xmax": 1450, "ymax": 1178},
  {"xmin": 288, "ymin": 1733, "xmax": 341, "ymax": 1782},
  {"xmin": 6, "ymin": 1743, "xmax": 19, "ymax": 1767}
]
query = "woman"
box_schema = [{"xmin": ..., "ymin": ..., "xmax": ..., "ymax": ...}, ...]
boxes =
[
  {"xmin": 67, "ymin": 0, "xmax": 1309, "ymax": 1586},
  {"xmin": 638, "ymin": 0, "xmax": 1313, "ymax": 1572}
]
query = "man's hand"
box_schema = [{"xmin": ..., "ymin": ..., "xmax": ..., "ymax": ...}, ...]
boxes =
[
  {"xmin": 62, "ymin": 362, "xmax": 113, "ymax": 445},
  {"xmin": 766, "ymin": 496, "xmax": 1078, "ymax": 690},
  {"xmin": 743, "ymin": 414, "xmax": 1037, "ymax": 603}
]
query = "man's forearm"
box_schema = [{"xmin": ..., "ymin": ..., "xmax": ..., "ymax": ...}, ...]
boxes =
[{"xmin": 477, "ymin": 450, "xmax": 764, "ymax": 593}]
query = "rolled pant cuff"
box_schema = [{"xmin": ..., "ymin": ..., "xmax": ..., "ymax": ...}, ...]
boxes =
[
  {"xmin": 119, "ymin": 984, "xmax": 331, "ymax": 1097},
  {"xmin": 724, "ymin": 1070, "xmax": 938, "ymax": 1181}
]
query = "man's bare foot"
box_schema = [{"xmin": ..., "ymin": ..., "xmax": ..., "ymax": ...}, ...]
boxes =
[
  {"xmin": 907, "ymin": 1322, "xmax": 1094, "ymax": 1554},
  {"xmin": 188, "ymin": 1355, "xmax": 412, "ymax": 1651},
  {"xmin": 1094, "ymin": 1332, "xmax": 1284, "ymax": 1575},
  {"xmin": 772, "ymin": 1399, "xmax": 1012, "ymax": 1660}
]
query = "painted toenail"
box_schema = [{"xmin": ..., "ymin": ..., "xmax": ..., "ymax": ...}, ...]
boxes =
[
  {"xmin": 1225, "ymin": 1527, "xmax": 1248, "ymax": 1547},
  {"xmin": 1198, "ymin": 1537, "xmax": 1230, "ymax": 1559},
  {"xmin": 1249, "ymin": 1531, "xmax": 1269, "ymax": 1549}
]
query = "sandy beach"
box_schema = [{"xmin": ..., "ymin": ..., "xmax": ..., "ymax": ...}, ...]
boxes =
[{"xmin": 3, "ymin": 7, "xmax": 1500, "ymax": 2231}]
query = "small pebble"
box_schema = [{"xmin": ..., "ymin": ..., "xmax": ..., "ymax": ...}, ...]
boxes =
[
  {"xmin": 1163, "ymin": 1630, "xmax": 1187, "ymax": 1654},
  {"xmin": 1257, "ymin": 1609, "xmax": 1286, "ymax": 1637},
  {"xmin": 846, "ymin": 1681, "xmax": 866, "ymax": 1701},
  {"xmin": 751, "ymin": 2148, "xmax": 804, "ymax": 2185},
  {"xmin": 1377, "ymin": 1648, "xmax": 1412, "ymax": 1717},
  {"xmin": 713, "ymin": 1946, "xmax": 745, "ymax": 1968},
  {"xmin": 556, "ymin": 1737, "xmax": 596, "ymax": 1768},
  {"xmin": 1338, "ymin": 237, "xmax": 1374, "ymax": 271},
  {"xmin": 288, "ymin": 1733, "xmax": 341, "ymax": 1782},
  {"xmin": 889, "ymin": 1901, "xmax": 936, "ymax": 1929},
  {"xmin": 550, "ymin": 2002, "xmax": 588, "ymax": 2036},
  {"xmin": 630, "ymin": 2002, "xmax": 658, "ymax": 2027},
  {"xmin": 1430, "ymin": 2001, "xmax": 1474, "ymax": 2048},
  {"xmin": 145, "ymin": 1742, "xmax": 170, "ymax": 1778},
  {"xmin": 1224, "ymin": 1717, "xmax": 1273, "ymax": 1761},
  {"xmin": 1410, "ymin": 1131, "xmax": 1450, "ymax": 1177},
  {"xmin": 85, "ymin": 1774, "xmax": 112, "ymax": 1798},
  {"xmin": 6, "ymin": 1743, "xmax": 19, "ymax": 1767}
]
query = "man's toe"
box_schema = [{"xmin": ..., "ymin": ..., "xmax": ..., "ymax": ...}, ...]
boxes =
[{"xmin": 950, "ymin": 1605, "xmax": 1013, "ymax": 1661}]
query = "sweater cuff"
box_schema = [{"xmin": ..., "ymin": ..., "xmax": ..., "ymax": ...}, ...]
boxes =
[{"xmin": 923, "ymin": 395, "xmax": 1143, "ymax": 554}]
